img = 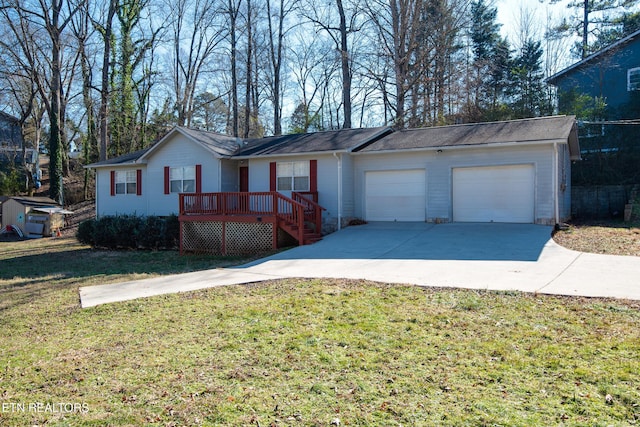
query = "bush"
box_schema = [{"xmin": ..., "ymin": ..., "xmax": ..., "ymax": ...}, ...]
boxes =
[
  {"xmin": 76, "ymin": 219, "xmax": 96, "ymax": 245},
  {"xmin": 76, "ymin": 214, "xmax": 179, "ymax": 250}
]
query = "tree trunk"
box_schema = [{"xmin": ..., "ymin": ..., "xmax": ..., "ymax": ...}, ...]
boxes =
[
  {"xmin": 337, "ymin": 0, "xmax": 351, "ymax": 129},
  {"xmin": 99, "ymin": 0, "xmax": 116, "ymax": 161},
  {"xmin": 49, "ymin": 4, "xmax": 64, "ymax": 205},
  {"xmin": 244, "ymin": 0, "xmax": 252, "ymax": 138}
]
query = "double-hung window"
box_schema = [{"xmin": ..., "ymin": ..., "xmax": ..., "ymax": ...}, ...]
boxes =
[
  {"xmin": 170, "ymin": 166, "xmax": 196, "ymax": 193},
  {"xmin": 277, "ymin": 161, "xmax": 309, "ymax": 191},
  {"xmin": 628, "ymin": 67, "xmax": 640, "ymax": 91},
  {"xmin": 115, "ymin": 170, "xmax": 137, "ymax": 195}
]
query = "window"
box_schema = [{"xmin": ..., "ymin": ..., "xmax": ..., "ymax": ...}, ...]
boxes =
[
  {"xmin": 115, "ymin": 170, "xmax": 137, "ymax": 194},
  {"xmin": 170, "ymin": 166, "xmax": 196, "ymax": 193},
  {"xmin": 628, "ymin": 67, "xmax": 640, "ymax": 91},
  {"xmin": 277, "ymin": 161, "xmax": 309, "ymax": 191}
]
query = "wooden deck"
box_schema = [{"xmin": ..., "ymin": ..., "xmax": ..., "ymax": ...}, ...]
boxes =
[{"xmin": 178, "ymin": 192, "xmax": 323, "ymax": 254}]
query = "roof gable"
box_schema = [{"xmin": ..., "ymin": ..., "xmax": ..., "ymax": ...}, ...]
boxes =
[
  {"xmin": 87, "ymin": 127, "xmax": 242, "ymax": 168},
  {"xmin": 138, "ymin": 127, "xmax": 242, "ymax": 161},
  {"xmin": 547, "ymin": 29, "xmax": 640, "ymax": 85}
]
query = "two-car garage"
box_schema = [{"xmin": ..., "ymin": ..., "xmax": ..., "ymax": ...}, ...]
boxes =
[
  {"xmin": 363, "ymin": 164, "xmax": 536, "ymax": 224},
  {"xmin": 355, "ymin": 116, "xmax": 578, "ymax": 226}
]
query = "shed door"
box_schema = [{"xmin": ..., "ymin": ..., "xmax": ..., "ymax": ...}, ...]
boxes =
[
  {"xmin": 453, "ymin": 165, "xmax": 535, "ymax": 223},
  {"xmin": 365, "ymin": 169, "xmax": 426, "ymax": 221}
]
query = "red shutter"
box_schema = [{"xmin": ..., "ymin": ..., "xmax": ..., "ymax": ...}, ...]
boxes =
[
  {"xmin": 310, "ymin": 159, "xmax": 317, "ymax": 193},
  {"xmin": 136, "ymin": 169, "xmax": 142, "ymax": 196},
  {"xmin": 269, "ymin": 162, "xmax": 277, "ymax": 191},
  {"xmin": 164, "ymin": 166, "xmax": 170, "ymax": 194},
  {"xmin": 110, "ymin": 171, "xmax": 116, "ymax": 196},
  {"xmin": 195, "ymin": 164, "xmax": 202, "ymax": 193}
]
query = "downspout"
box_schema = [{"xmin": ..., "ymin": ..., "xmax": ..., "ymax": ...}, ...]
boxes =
[
  {"xmin": 553, "ymin": 143, "xmax": 559, "ymax": 225},
  {"xmin": 95, "ymin": 170, "xmax": 100, "ymax": 218},
  {"xmin": 218, "ymin": 158, "xmax": 223, "ymax": 192},
  {"xmin": 333, "ymin": 152, "xmax": 342, "ymax": 230}
]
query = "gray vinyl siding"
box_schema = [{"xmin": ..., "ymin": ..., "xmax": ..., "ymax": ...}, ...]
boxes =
[
  {"xmin": 146, "ymin": 133, "xmax": 221, "ymax": 216},
  {"xmin": 248, "ymin": 154, "xmax": 341, "ymax": 222},
  {"xmin": 353, "ymin": 144, "xmax": 560, "ymax": 224},
  {"xmin": 95, "ymin": 166, "xmax": 148, "ymax": 217},
  {"xmin": 341, "ymin": 154, "xmax": 355, "ymax": 218}
]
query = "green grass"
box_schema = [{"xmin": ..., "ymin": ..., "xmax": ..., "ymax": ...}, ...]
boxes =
[{"xmin": 1, "ymin": 238, "xmax": 639, "ymax": 426}]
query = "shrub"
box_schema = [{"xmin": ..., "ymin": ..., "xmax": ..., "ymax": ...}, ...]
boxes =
[
  {"xmin": 77, "ymin": 214, "xmax": 179, "ymax": 250},
  {"xmin": 76, "ymin": 219, "xmax": 95, "ymax": 245}
]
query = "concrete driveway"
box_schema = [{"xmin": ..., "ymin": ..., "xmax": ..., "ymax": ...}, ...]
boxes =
[{"xmin": 80, "ymin": 222, "xmax": 640, "ymax": 307}]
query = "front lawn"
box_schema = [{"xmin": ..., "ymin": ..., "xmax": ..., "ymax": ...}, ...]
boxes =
[{"xmin": 0, "ymin": 238, "xmax": 639, "ymax": 426}]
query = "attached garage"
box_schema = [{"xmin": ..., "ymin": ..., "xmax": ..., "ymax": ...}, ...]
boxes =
[
  {"xmin": 452, "ymin": 164, "xmax": 535, "ymax": 223},
  {"xmin": 365, "ymin": 169, "xmax": 426, "ymax": 221}
]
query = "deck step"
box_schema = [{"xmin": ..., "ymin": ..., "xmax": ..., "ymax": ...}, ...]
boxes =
[{"xmin": 279, "ymin": 221, "xmax": 322, "ymax": 246}]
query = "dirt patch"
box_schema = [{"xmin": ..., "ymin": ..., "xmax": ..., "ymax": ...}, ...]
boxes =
[
  {"xmin": 553, "ymin": 220, "xmax": 640, "ymax": 257},
  {"xmin": 61, "ymin": 200, "xmax": 95, "ymax": 237}
]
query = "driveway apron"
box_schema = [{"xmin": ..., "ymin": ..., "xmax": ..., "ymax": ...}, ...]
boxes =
[{"xmin": 79, "ymin": 223, "xmax": 640, "ymax": 307}]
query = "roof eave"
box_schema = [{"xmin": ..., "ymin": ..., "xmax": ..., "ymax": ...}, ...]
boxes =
[
  {"xmin": 232, "ymin": 149, "xmax": 352, "ymax": 160},
  {"xmin": 85, "ymin": 161, "xmax": 146, "ymax": 169},
  {"xmin": 353, "ymin": 138, "xmax": 571, "ymax": 155}
]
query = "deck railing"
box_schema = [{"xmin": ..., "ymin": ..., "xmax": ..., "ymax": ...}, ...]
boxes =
[
  {"xmin": 180, "ymin": 192, "xmax": 278, "ymax": 216},
  {"xmin": 180, "ymin": 192, "xmax": 311, "ymax": 243}
]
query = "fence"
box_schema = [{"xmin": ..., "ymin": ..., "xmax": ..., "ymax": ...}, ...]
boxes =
[{"xmin": 571, "ymin": 185, "xmax": 639, "ymax": 219}]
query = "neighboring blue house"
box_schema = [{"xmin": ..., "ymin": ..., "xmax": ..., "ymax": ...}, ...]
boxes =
[
  {"xmin": 0, "ymin": 111, "xmax": 40, "ymax": 191},
  {"xmin": 547, "ymin": 29, "xmax": 640, "ymax": 216},
  {"xmin": 547, "ymin": 28, "xmax": 640, "ymax": 119},
  {"xmin": 0, "ymin": 111, "xmax": 24, "ymax": 152}
]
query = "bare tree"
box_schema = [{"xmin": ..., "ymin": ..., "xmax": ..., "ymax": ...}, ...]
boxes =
[
  {"xmin": 288, "ymin": 33, "xmax": 335, "ymax": 131},
  {"xmin": 0, "ymin": 0, "xmax": 81, "ymax": 203},
  {"xmin": 303, "ymin": 0, "xmax": 364, "ymax": 128},
  {"xmin": 90, "ymin": 0, "xmax": 117, "ymax": 161},
  {"xmin": 168, "ymin": 0, "xmax": 226, "ymax": 128},
  {"xmin": 263, "ymin": 0, "xmax": 298, "ymax": 135}
]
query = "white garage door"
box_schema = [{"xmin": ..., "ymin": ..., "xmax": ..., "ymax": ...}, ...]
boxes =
[
  {"xmin": 365, "ymin": 169, "xmax": 426, "ymax": 221},
  {"xmin": 453, "ymin": 165, "xmax": 535, "ymax": 223}
]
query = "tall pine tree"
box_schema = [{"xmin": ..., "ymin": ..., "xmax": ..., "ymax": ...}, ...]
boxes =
[
  {"xmin": 467, "ymin": 0, "xmax": 512, "ymax": 122},
  {"xmin": 509, "ymin": 39, "xmax": 551, "ymax": 118}
]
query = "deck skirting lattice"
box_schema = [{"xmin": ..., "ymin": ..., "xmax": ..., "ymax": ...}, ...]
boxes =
[{"xmin": 180, "ymin": 220, "xmax": 274, "ymax": 255}]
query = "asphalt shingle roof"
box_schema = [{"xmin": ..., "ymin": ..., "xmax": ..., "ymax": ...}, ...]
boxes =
[
  {"xmin": 355, "ymin": 116, "xmax": 578, "ymax": 153},
  {"xmin": 86, "ymin": 117, "xmax": 579, "ymax": 167},
  {"xmin": 236, "ymin": 127, "xmax": 392, "ymax": 156},
  {"xmin": 175, "ymin": 127, "xmax": 242, "ymax": 157}
]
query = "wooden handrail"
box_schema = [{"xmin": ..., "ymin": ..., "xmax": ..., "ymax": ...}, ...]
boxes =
[{"xmin": 292, "ymin": 191, "xmax": 324, "ymax": 233}]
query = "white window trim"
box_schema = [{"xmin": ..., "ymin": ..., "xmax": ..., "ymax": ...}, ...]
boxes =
[
  {"xmin": 628, "ymin": 67, "xmax": 640, "ymax": 91},
  {"xmin": 276, "ymin": 161, "xmax": 310, "ymax": 192},
  {"xmin": 169, "ymin": 166, "xmax": 196, "ymax": 194},
  {"xmin": 115, "ymin": 170, "xmax": 137, "ymax": 195}
]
